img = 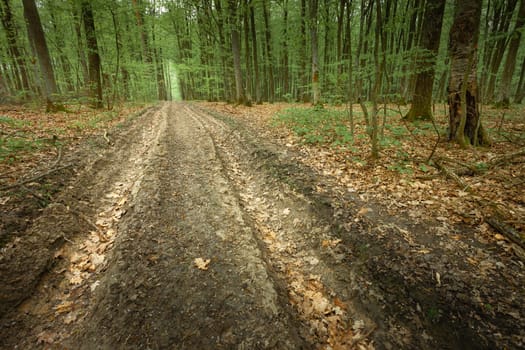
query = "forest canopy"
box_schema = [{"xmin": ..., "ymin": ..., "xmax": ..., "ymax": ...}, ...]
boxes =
[{"xmin": 1, "ymin": 0, "xmax": 524, "ymax": 135}]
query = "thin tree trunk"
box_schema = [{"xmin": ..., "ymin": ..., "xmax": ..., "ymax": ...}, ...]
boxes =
[
  {"xmin": 299, "ymin": 0, "xmax": 309, "ymax": 102},
  {"xmin": 81, "ymin": 0, "xmax": 103, "ymax": 108},
  {"xmin": 311, "ymin": 0, "xmax": 321, "ymax": 106},
  {"xmin": 0, "ymin": 0, "xmax": 31, "ymax": 95},
  {"xmin": 515, "ymin": 55, "xmax": 525, "ymax": 103},
  {"xmin": 262, "ymin": 0, "xmax": 274, "ymax": 103},
  {"xmin": 243, "ymin": 0, "xmax": 253, "ymax": 103},
  {"xmin": 228, "ymin": 0, "xmax": 247, "ymax": 105},
  {"xmin": 249, "ymin": 1, "xmax": 261, "ymax": 104},
  {"xmin": 497, "ymin": 0, "xmax": 525, "ymax": 107}
]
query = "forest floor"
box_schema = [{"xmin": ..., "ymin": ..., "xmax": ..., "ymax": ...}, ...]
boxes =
[{"xmin": 0, "ymin": 101, "xmax": 523, "ymax": 349}]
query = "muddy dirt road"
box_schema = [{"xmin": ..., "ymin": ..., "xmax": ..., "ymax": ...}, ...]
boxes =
[{"xmin": 1, "ymin": 102, "xmax": 523, "ymax": 349}]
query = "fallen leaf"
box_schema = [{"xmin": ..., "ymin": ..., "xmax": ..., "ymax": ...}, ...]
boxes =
[
  {"xmin": 63, "ymin": 311, "xmax": 78, "ymax": 324},
  {"xmin": 194, "ymin": 257, "xmax": 211, "ymax": 270},
  {"xmin": 36, "ymin": 331, "xmax": 57, "ymax": 344},
  {"xmin": 282, "ymin": 208, "xmax": 291, "ymax": 216},
  {"xmin": 357, "ymin": 207, "xmax": 372, "ymax": 216},
  {"xmin": 90, "ymin": 280, "xmax": 100, "ymax": 292},
  {"xmin": 55, "ymin": 301, "xmax": 74, "ymax": 314}
]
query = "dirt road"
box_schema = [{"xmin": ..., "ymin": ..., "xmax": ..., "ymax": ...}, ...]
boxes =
[{"xmin": 1, "ymin": 102, "xmax": 523, "ymax": 349}]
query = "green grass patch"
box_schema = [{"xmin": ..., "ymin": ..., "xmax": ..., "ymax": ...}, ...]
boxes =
[
  {"xmin": 273, "ymin": 107, "xmax": 353, "ymax": 146},
  {"xmin": 0, "ymin": 115, "xmax": 31, "ymax": 128},
  {"xmin": 0, "ymin": 135, "xmax": 45, "ymax": 163}
]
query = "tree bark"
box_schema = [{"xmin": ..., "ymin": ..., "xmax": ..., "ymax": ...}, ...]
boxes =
[
  {"xmin": 310, "ymin": 0, "xmax": 321, "ymax": 106},
  {"xmin": 249, "ymin": 1, "xmax": 261, "ymax": 104},
  {"xmin": 484, "ymin": 0, "xmax": 518, "ymax": 103},
  {"xmin": 81, "ymin": 0, "xmax": 103, "ymax": 108},
  {"xmin": 448, "ymin": 0, "xmax": 489, "ymax": 147},
  {"xmin": 405, "ymin": 0, "xmax": 446, "ymax": 121},
  {"xmin": 22, "ymin": 0, "xmax": 59, "ymax": 110},
  {"xmin": 228, "ymin": 0, "xmax": 247, "ymax": 105},
  {"xmin": 515, "ymin": 55, "xmax": 525, "ymax": 103},
  {"xmin": 299, "ymin": 0, "xmax": 309, "ymax": 102},
  {"xmin": 497, "ymin": 0, "xmax": 525, "ymax": 107},
  {"xmin": 262, "ymin": 0, "xmax": 274, "ymax": 103},
  {"xmin": 0, "ymin": 0, "xmax": 31, "ymax": 95}
]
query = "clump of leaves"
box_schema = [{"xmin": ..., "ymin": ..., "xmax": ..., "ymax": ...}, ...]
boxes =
[{"xmin": 273, "ymin": 107, "xmax": 352, "ymax": 146}]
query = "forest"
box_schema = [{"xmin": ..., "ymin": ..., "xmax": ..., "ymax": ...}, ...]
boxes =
[
  {"xmin": 1, "ymin": 0, "xmax": 525, "ymax": 348},
  {"xmin": 1, "ymin": 0, "xmax": 524, "ymax": 142}
]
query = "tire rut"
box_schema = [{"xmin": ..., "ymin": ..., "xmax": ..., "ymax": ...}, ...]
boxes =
[{"xmin": 63, "ymin": 102, "xmax": 307, "ymax": 349}]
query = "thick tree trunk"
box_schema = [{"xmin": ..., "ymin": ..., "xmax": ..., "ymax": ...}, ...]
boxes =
[
  {"xmin": 405, "ymin": 0, "xmax": 446, "ymax": 121},
  {"xmin": 497, "ymin": 0, "xmax": 525, "ymax": 107},
  {"xmin": 311, "ymin": 0, "xmax": 320, "ymax": 106},
  {"xmin": 448, "ymin": 0, "xmax": 489, "ymax": 147},
  {"xmin": 22, "ymin": 0, "xmax": 59, "ymax": 110},
  {"xmin": 81, "ymin": 0, "xmax": 103, "ymax": 108}
]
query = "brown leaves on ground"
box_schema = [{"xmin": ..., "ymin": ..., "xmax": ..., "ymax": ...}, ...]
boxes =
[{"xmin": 199, "ymin": 101, "xmax": 524, "ymax": 246}]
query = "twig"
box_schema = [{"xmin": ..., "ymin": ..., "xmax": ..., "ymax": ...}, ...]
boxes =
[
  {"xmin": 103, "ymin": 130, "xmax": 112, "ymax": 145},
  {"xmin": 20, "ymin": 185, "xmax": 47, "ymax": 203},
  {"xmin": 485, "ymin": 216, "xmax": 524, "ymax": 249},
  {"xmin": 0, "ymin": 164, "xmax": 72, "ymax": 191},
  {"xmin": 69, "ymin": 208, "xmax": 100, "ymax": 233}
]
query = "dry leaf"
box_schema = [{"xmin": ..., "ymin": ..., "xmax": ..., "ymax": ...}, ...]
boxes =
[
  {"xmin": 55, "ymin": 301, "xmax": 74, "ymax": 314},
  {"xmin": 357, "ymin": 207, "xmax": 372, "ymax": 216},
  {"xmin": 194, "ymin": 257, "xmax": 211, "ymax": 270},
  {"xmin": 282, "ymin": 208, "xmax": 291, "ymax": 216},
  {"xmin": 36, "ymin": 331, "xmax": 57, "ymax": 344}
]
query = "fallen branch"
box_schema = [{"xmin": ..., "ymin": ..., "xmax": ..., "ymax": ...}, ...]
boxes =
[
  {"xmin": 0, "ymin": 164, "xmax": 72, "ymax": 191},
  {"xmin": 487, "ymin": 147, "xmax": 525, "ymax": 169},
  {"xmin": 433, "ymin": 159, "xmax": 470, "ymax": 191},
  {"xmin": 485, "ymin": 216, "xmax": 525, "ymax": 249}
]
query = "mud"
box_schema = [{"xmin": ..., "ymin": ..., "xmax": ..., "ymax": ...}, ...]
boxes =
[{"xmin": 0, "ymin": 102, "xmax": 523, "ymax": 349}]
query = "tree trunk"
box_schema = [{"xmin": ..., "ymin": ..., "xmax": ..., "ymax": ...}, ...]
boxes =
[
  {"xmin": 262, "ymin": 0, "xmax": 274, "ymax": 103},
  {"xmin": 243, "ymin": 0, "xmax": 253, "ymax": 103},
  {"xmin": 81, "ymin": 0, "xmax": 103, "ymax": 108},
  {"xmin": 448, "ymin": 0, "xmax": 489, "ymax": 147},
  {"xmin": 405, "ymin": 0, "xmax": 446, "ymax": 121},
  {"xmin": 249, "ymin": 1, "xmax": 261, "ymax": 104},
  {"xmin": 0, "ymin": 0, "xmax": 31, "ymax": 95},
  {"xmin": 22, "ymin": 0, "xmax": 59, "ymax": 110},
  {"xmin": 483, "ymin": 0, "xmax": 518, "ymax": 103},
  {"xmin": 515, "ymin": 55, "xmax": 525, "ymax": 103},
  {"xmin": 497, "ymin": 0, "xmax": 525, "ymax": 107},
  {"xmin": 228, "ymin": 0, "xmax": 247, "ymax": 105},
  {"xmin": 299, "ymin": 0, "xmax": 309, "ymax": 102},
  {"xmin": 311, "ymin": 0, "xmax": 321, "ymax": 106}
]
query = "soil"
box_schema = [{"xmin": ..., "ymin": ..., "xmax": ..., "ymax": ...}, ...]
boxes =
[{"xmin": 0, "ymin": 102, "xmax": 523, "ymax": 349}]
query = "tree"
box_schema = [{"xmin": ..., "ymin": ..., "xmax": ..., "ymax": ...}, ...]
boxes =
[
  {"xmin": 0, "ymin": 0, "xmax": 31, "ymax": 95},
  {"xmin": 228, "ymin": 0, "xmax": 248, "ymax": 105},
  {"xmin": 405, "ymin": 0, "xmax": 446, "ymax": 121},
  {"xmin": 310, "ymin": 0, "xmax": 320, "ymax": 106},
  {"xmin": 81, "ymin": 0, "xmax": 103, "ymax": 108},
  {"xmin": 447, "ymin": 0, "xmax": 489, "ymax": 147},
  {"xmin": 22, "ymin": 0, "xmax": 60, "ymax": 110},
  {"xmin": 497, "ymin": 0, "xmax": 525, "ymax": 107}
]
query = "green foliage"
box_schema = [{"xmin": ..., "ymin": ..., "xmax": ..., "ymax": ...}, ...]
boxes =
[
  {"xmin": 0, "ymin": 116, "xmax": 31, "ymax": 128},
  {"xmin": 273, "ymin": 107, "xmax": 353, "ymax": 146},
  {"xmin": 0, "ymin": 135, "xmax": 44, "ymax": 162}
]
